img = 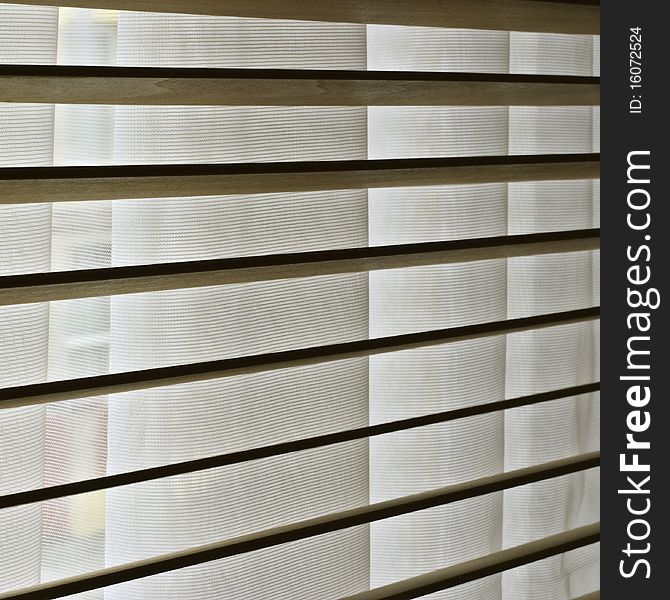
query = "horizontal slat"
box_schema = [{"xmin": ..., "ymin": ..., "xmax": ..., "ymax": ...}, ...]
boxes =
[
  {"xmin": 6, "ymin": 0, "xmax": 600, "ymax": 35},
  {"xmin": 0, "ymin": 382, "xmax": 599, "ymax": 509},
  {"xmin": 0, "ymin": 65, "xmax": 599, "ymax": 106},
  {"xmin": 340, "ymin": 523, "xmax": 600, "ymax": 600},
  {"xmin": 0, "ymin": 229, "xmax": 600, "ymax": 306},
  {"xmin": 0, "ymin": 454, "xmax": 600, "ymax": 600},
  {"xmin": 571, "ymin": 593, "xmax": 600, "ymax": 600},
  {"xmin": 0, "ymin": 153, "xmax": 600, "ymax": 203},
  {"xmin": 0, "ymin": 307, "xmax": 599, "ymax": 409}
]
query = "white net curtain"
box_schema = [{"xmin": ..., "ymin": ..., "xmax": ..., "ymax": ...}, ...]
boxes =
[{"xmin": 0, "ymin": 4, "xmax": 599, "ymax": 600}]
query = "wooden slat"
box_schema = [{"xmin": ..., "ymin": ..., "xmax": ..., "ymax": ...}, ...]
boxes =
[
  {"xmin": 0, "ymin": 229, "xmax": 599, "ymax": 306},
  {"xmin": 0, "ymin": 382, "xmax": 600, "ymax": 508},
  {"xmin": 0, "ymin": 457, "xmax": 600, "ymax": 600},
  {"xmin": 0, "ymin": 65, "xmax": 600, "ymax": 106},
  {"xmin": 0, "ymin": 307, "xmax": 599, "ymax": 408},
  {"xmin": 0, "ymin": 154, "xmax": 600, "ymax": 204},
  {"xmin": 340, "ymin": 523, "xmax": 600, "ymax": 600},
  {"xmin": 6, "ymin": 0, "xmax": 600, "ymax": 35}
]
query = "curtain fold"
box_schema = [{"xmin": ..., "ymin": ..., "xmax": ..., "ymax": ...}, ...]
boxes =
[
  {"xmin": 503, "ymin": 34, "xmax": 599, "ymax": 600},
  {"xmin": 0, "ymin": 4, "xmax": 58, "ymax": 592},
  {"xmin": 104, "ymin": 13, "xmax": 371, "ymax": 600},
  {"xmin": 367, "ymin": 31, "xmax": 509, "ymax": 600}
]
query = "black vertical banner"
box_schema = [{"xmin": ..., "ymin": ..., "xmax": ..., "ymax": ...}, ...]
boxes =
[{"xmin": 601, "ymin": 1, "xmax": 668, "ymax": 598}]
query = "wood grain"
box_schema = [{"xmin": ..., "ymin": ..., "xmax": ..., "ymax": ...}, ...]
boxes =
[
  {"xmin": 0, "ymin": 469, "xmax": 598, "ymax": 600},
  {"xmin": 0, "ymin": 155, "xmax": 600, "ymax": 204},
  {"xmin": 7, "ymin": 0, "xmax": 600, "ymax": 34},
  {"xmin": 341, "ymin": 522, "xmax": 600, "ymax": 600},
  {"xmin": 0, "ymin": 66, "xmax": 600, "ymax": 106},
  {"xmin": 0, "ymin": 308, "xmax": 599, "ymax": 407},
  {"xmin": 0, "ymin": 230, "xmax": 600, "ymax": 306}
]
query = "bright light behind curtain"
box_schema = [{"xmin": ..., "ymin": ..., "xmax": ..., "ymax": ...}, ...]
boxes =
[
  {"xmin": 367, "ymin": 27, "xmax": 599, "ymax": 600},
  {"xmin": 0, "ymin": 4, "xmax": 599, "ymax": 600},
  {"xmin": 0, "ymin": 4, "xmax": 58, "ymax": 593}
]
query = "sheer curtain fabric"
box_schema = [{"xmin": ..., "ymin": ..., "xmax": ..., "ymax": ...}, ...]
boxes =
[{"xmin": 0, "ymin": 4, "xmax": 599, "ymax": 600}]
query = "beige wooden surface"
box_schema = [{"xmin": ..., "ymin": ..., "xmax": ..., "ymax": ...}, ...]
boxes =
[
  {"xmin": 8, "ymin": 0, "xmax": 600, "ymax": 35},
  {"xmin": 0, "ymin": 73, "xmax": 600, "ymax": 106},
  {"xmin": 0, "ymin": 159, "xmax": 600, "ymax": 204}
]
